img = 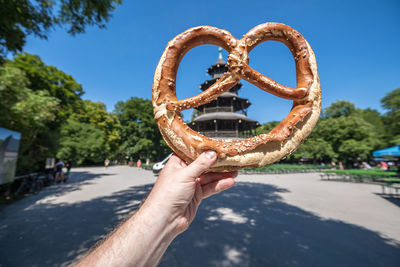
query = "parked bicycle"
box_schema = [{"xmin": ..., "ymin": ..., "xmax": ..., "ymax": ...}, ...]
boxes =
[{"xmin": 14, "ymin": 173, "xmax": 43, "ymax": 197}]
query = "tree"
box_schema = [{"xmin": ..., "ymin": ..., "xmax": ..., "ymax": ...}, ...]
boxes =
[
  {"xmin": 7, "ymin": 53, "xmax": 84, "ymax": 120},
  {"xmin": 381, "ymin": 88, "xmax": 400, "ymax": 144},
  {"xmin": 338, "ymin": 139, "xmax": 372, "ymax": 161},
  {"xmin": 286, "ymin": 100, "xmax": 384, "ymax": 164},
  {"xmin": 358, "ymin": 108, "xmax": 385, "ymax": 133},
  {"xmin": 0, "ymin": 0, "xmax": 122, "ymax": 59},
  {"xmin": 0, "ymin": 65, "xmax": 60, "ymax": 173},
  {"xmin": 69, "ymin": 100, "xmax": 121, "ymax": 155},
  {"xmin": 291, "ymin": 136, "xmax": 337, "ymax": 163},
  {"xmin": 115, "ymin": 97, "xmax": 170, "ymax": 161},
  {"xmin": 1, "ymin": 53, "xmax": 86, "ymax": 173},
  {"xmin": 306, "ymin": 98, "xmax": 387, "ymax": 163},
  {"xmin": 57, "ymin": 120, "xmax": 106, "ymax": 165},
  {"xmin": 323, "ymin": 100, "xmax": 356, "ymax": 118},
  {"xmin": 317, "ymin": 114, "xmax": 381, "ymax": 161},
  {"xmin": 255, "ymin": 121, "xmax": 280, "ymax": 135}
]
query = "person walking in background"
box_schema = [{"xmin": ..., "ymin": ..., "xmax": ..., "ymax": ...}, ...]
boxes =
[
  {"xmin": 380, "ymin": 161, "xmax": 388, "ymax": 170},
  {"xmin": 331, "ymin": 161, "xmax": 336, "ymax": 170},
  {"xmin": 338, "ymin": 161, "xmax": 344, "ymax": 170},
  {"xmin": 55, "ymin": 159, "xmax": 64, "ymax": 183},
  {"xmin": 65, "ymin": 158, "xmax": 72, "ymax": 182},
  {"xmin": 104, "ymin": 158, "xmax": 110, "ymax": 168},
  {"xmin": 362, "ymin": 162, "xmax": 371, "ymax": 170},
  {"xmin": 137, "ymin": 159, "xmax": 142, "ymax": 169}
]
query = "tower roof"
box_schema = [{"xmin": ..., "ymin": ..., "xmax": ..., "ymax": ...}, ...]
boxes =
[
  {"xmin": 193, "ymin": 112, "xmax": 257, "ymax": 123},
  {"xmin": 216, "ymin": 47, "xmax": 226, "ymax": 64},
  {"xmin": 206, "ymin": 48, "xmax": 228, "ymax": 78}
]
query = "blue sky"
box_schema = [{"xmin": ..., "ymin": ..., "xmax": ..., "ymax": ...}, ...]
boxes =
[
  {"xmin": 0, "ymin": 128, "xmax": 21, "ymax": 141},
  {"xmin": 22, "ymin": 0, "xmax": 400, "ymax": 124}
]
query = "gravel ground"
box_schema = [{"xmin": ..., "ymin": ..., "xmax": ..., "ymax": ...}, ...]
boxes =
[{"xmin": 0, "ymin": 166, "xmax": 399, "ymax": 267}]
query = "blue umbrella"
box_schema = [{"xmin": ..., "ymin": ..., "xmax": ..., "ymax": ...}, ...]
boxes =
[{"xmin": 372, "ymin": 144, "xmax": 400, "ymax": 157}]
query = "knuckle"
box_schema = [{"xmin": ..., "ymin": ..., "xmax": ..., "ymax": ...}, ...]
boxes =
[{"xmin": 194, "ymin": 159, "xmax": 209, "ymax": 170}]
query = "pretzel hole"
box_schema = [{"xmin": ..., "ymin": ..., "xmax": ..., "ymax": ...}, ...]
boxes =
[
  {"xmin": 237, "ymin": 41, "xmax": 298, "ymax": 124},
  {"xmin": 239, "ymin": 80, "xmax": 293, "ymax": 125},
  {"xmin": 248, "ymin": 41, "xmax": 296, "ymax": 89},
  {"xmin": 175, "ymin": 45, "xmax": 229, "ymax": 121}
]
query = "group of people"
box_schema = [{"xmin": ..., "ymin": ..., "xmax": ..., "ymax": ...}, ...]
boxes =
[
  {"xmin": 328, "ymin": 160, "xmax": 397, "ymax": 171},
  {"xmin": 329, "ymin": 161, "xmax": 345, "ymax": 170},
  {"xmin": 106, "ymin": 158, "xmax": 142, "ymax": 168},
  {"xmin": 54, "ymin": 158, "xmax": 72, "ymax": 183}
]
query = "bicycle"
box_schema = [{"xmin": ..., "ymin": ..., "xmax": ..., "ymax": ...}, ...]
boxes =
[{"xmin": 14, "ymin": 173, "xmax": 43, "ymax": 197}]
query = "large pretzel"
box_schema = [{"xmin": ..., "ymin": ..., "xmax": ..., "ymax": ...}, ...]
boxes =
[{"xmin": 152, "ymin": 23, "xmax": 321, "ymax": 172}]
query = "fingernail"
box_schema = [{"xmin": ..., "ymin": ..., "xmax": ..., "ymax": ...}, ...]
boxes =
[{"xmin": 205, "ymin": 151, "xmax": 216, "ymax": 159}]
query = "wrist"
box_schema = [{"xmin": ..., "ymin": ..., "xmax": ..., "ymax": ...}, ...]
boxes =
[
  {"xmin": 139, "ymin": 194, "xmax": 182, "ymax": 238},
  {"xmin": 111, "ymin": 201, "xmax": 178, "ymax": 267}
]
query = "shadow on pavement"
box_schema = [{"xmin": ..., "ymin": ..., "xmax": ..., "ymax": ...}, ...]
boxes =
[
  {"xmin": 0, "ymin": 172, "xmax": 153, "ymax": 267},
  {"xmin": 161, "ymin": 182, "xmax": 400, "ymax": 267},
  {"xmin": 42, "ymin": 170, "xmax": 115, "ymax": 198},
  {"xmin": 376, "ymin": 193, "xmax": 400, "ymax": 208},
  {"xmin": 1, "ymin": 181, "xmax": 399, "ymax": 267}
]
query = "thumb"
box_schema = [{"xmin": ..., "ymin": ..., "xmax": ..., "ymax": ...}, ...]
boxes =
[{"xmin": 183, "ymin": 151, "xmax": 217, "ymax": 180}]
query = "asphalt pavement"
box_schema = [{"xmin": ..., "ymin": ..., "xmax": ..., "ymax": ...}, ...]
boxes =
[{"xmin": 0, "ymin": 166, "xmax": 399, "ymax": 267}]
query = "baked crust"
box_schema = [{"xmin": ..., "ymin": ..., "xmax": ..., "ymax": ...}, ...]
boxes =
[{"xmin": 152, "ymin": 23, "xmax": 321, "ymax": 172}]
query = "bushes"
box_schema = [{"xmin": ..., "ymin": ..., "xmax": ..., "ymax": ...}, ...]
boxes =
[{"xmin": 141, "ymin": 164, "xmax": 154, "ymax": 170}]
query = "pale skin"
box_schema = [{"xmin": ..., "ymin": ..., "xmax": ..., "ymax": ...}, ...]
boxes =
[{"xmin": 77, "ymin": 151, "xmax": 237, "ymax": 267}]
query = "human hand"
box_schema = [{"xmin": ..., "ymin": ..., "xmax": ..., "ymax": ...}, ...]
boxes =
[
  {"xmin": 77, "ymin": 152, "xmax": 236, "ymax": 267},
  {"xmin": 145, "ymin": 151, "xmax": 237, "ymax": 235}
]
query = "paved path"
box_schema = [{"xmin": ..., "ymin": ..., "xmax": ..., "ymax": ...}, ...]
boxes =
[{"xmin": 1, "ymin": 166, "xmax": 400, "ymax": 266}]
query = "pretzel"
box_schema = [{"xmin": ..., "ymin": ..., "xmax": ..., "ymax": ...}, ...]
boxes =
[{"xmin": 152, "ymin": 23, "xmax": 321, "ymax": 172}]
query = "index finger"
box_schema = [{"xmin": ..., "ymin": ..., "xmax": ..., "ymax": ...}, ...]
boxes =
[{"xmin": 199, "ymin": 171, "xmax": 238, "ymax": 185}]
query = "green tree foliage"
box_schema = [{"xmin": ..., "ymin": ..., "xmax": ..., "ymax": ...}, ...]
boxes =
[
  {"xmin": 359, "ymin": 108, "xmax": 386, "ymax": 137},
  {"xmin": 69, "ymin": 100, "xmax": 121, "ymax": 155},
  {"xmin": 381, "ymin": 88, "xmax": 400, "ymax": 144},
  {"xmin": 338, "ymin": 139, "xmax": 372, "ymax": 160},
  {"xmin": 0, "ymin": 0, "xmax": 122, "ymax": 58},
  {"xmin": 291, "ymin": 136, "xmax": 336, "ymax": 163},
  {"xmin": 1, "ymin": 53, "xmax": 172, "ymax": 172},
  {"xmin": 255, "ymin": 121, "xmax": 280, "ymax": 135},
  {"xmin": 57, "ymin": 120, "xmax": 105, "ymax": 165},
  {"xmin": 323, "ymin": 100, "xmax": 356, "ymax": 118},
  {"xmin": 0, "ymin": 64, "xmax": 60, "ymax": 172},
  {"xmin": 317, "ymin": 114, "xmax": 380, "ymax": 152},
  {"xmin": 310, "ymin": 111, "xmax": 381, "ymax": 163},
  {"xmin": 7, "ymin": 53, "xmax": 84, "ymax": 120},
  {"xmin": 115, "ymin": 97, "xmax": 170, "ymax": 161},
  {"xmin": 1, "ymin": 53, "xmax": 85, "ymax": 173},
  {"xmin": 255, "ymin": 100, "xmax": 387, "ymax": 164}
]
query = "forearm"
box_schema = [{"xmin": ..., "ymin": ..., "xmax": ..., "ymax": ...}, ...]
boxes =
[
  {"xmin": 77, "ymin": 199, "xmax": 178, "ymax": 267},
  {"xmin": 77, "ymin": 152, "xmax": 235, "ymax": 266}
]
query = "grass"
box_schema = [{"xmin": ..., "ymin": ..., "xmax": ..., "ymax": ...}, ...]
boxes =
[
  {"xmin": 377, "ymin": 177, "xmax": 400, "ymax": 183},
  {"xmin": 324, "ymin": 169, "xmax": 398, "ymax": 179},
  {"xmin": 141, "ymin": 164, "xmax": 154, "ymax": 170},
  {"xmin": 241, "ymin": 164, "xmax": 328, "ymax": 173},
  {"xmin": 240, "ymin": 164, "xmax": 400, "ymax": 181}
]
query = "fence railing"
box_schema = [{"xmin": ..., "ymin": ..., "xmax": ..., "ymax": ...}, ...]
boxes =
[{"xmin": 198, "ymin": 107, "xmax": 234, "ymax": 114}]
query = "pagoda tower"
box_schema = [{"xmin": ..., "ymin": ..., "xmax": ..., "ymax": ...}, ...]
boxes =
[{"xmin": 190, "ymin": 48, "xmax": 259, "ymax": 139}]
